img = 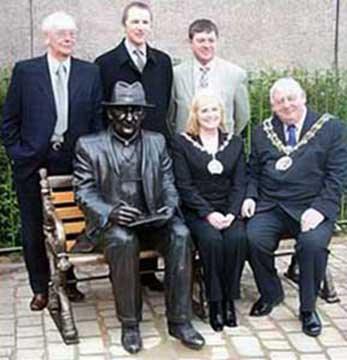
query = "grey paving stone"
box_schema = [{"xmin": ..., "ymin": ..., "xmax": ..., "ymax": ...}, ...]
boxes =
[
  {"xmin": 17, "ymin": 315, "xmax": 42, "ymax": 326},
  {"xmin": 299, "ymin": 355, "xmax": 327, "ymax": 360},
  {"xmin": 230, "ymin": 336, "xmax": 264, "ymax": 357},
  {"xmin": 77, "ymin": 321, "xmax": 101, "ymax": 338},
  {"xmin": 288, "ymin": 333, "xmax": 322, "ymax": 353},
  {"xmin": 78, "ymin": 338, "xmax": 105, "ymax": 355},
  {"xmin": 263, "ymin": 339, "xmax": 292, "ymax": 350},
  {"xmin": 16, "ymin": 349, "xmax": 45, "ymax": 360},
  {"xmin": 269, "ymin": 351, "xmax": 297, "ymax": 360},
  {"xmin": 16, "ymin": 325, "xmax": 43, "ymax": 338},
  {"xmin": 258, "ymin": 330, "xmax": 286, "ymax": 340},
  {"xmin": 0, "ymin": 322, "xmax": 14, "ymax": 336},
  {"xmin": 17, "ymin": 336, "xmax": 45, "ymax": 349},
  {"xmin": 327, "ymin": 347, "xmax": 347, "ymax": 359},
  {"xmin": 47, "ymin": 343, "xmax": 76, "ymax": 359},
  {"xmin": 318, "ymin": 327, "xmax": 347, "ymax": 347}
]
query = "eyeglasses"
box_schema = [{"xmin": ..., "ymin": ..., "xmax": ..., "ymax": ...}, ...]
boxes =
[{"xmin": 53, "ymin": 30, "xmax": 77, "ymax": 39}]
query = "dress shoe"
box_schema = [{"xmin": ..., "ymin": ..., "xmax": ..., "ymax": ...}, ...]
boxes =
[
  {"xmin": 223, "ymin": 300, "xmax": 237, "ymax": 327},
  {"xmin": 30, "ymin": 293, "xmax": 48, "ymax": 311},
  {"xmin": 168, "ymin": 322, "xmax": 205, "ymax": 350},
  {"xmin": 209, "ymin": 301, "xmax": 224, "ymax": 331},
  {"xmin": 66, "ymin": 285, "xmax": 85, "ymax": 302},
  {"xmin": 300, "ymin": 310, "xmax": 322, "ymax": 337},
  {"xmin": 249, "ymin": 296, "xmax": 283, "ymax": 317},
  {"xmin": 121, "ymin": 324, "xmax": 142, "ymax": 354}
]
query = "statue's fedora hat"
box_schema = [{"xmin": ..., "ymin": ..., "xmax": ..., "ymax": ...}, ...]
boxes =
[{"xmin": 102, "ymin": 81, "xmax": 155, "ymax": 108}]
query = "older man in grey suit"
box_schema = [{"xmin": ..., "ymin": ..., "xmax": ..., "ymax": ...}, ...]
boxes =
[{"xmin": 169, "ymin": 19, "xmax": 250, "ymax": 135}]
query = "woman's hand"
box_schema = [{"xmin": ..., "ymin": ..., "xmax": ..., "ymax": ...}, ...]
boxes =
[{"xmin": 206, "ymin": 212, "xmax": 234, "ymax": 230}]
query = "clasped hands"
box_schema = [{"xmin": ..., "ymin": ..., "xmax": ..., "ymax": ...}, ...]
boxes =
[
  {"xmin": 206, "ymin": 212, "xmax": 235, "ymax": 230},
  {"xmin": 241, "ymin": 198, "xmax": 324, "ymax": 232},
  {"xmin": 109, "ymin": 201, "xmax": 173, "ymax": 227}
]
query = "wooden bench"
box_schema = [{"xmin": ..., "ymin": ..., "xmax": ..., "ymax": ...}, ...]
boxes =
[
  {"xmin": 39, "ymin": 168, "xmax": 169, "ymax": 345},
  {"xmin": 39, "ymin": 168, "xmax": 338, "ymax": 344}
]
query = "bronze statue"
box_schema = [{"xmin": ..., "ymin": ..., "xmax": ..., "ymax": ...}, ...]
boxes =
[{"xmin": 73, "ymin": 81, "xmax": 205, "ymax": 354}]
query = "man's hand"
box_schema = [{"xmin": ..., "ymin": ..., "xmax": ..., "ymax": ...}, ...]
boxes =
[
  {"xmin": 109, "ymin": 203, "xmax": 142, "ymax": 226},
  {"xmin": 241, "ymin": 198, "xmax": 256, "ymax": 218},
  {"xmin": 301, "ymin": 208, "xmax": 325, "ymax": 232},
  {"xmin": 153, "ymin": 206, "xmax": 174, "ymax": 227}
]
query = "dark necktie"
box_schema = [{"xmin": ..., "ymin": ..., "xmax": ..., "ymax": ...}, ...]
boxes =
[{"xmin": 286, "ymin": 124, "xmax": 297, "ymax": 146}]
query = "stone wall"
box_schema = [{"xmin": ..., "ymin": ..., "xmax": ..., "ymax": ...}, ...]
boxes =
[{"xmin": 0, "ymin": 0, "xmax": 345, "ymax": 70}]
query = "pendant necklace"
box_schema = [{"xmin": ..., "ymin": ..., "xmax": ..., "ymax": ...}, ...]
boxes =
[{"xmin": 181, "ymin": 132, "xmax": 233, "ymax": 175}]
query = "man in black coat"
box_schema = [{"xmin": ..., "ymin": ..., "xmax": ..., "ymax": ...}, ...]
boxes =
[
  {"xmin": 1, "ymin": 11, "xmax": 103, "ymax": 311},
  {"xmin": 95, "ymin": 1, "xmax": 173, "ymax": 140},
  {"xmin": 241, "ymin": 77, "xmax": 347, "ymax": 337},
  {"xmin": 73, "ymin": 81, "xmax": 205, "ymax": 354},
  {"xmin": 95, "ymin": 1, "xmax": 173, "ymax": 290}
]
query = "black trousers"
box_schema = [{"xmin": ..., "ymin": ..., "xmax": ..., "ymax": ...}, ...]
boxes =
[
  {"xmin": 247, "ymin": 206, "xmax": 333, "ymax": 312},
  {"xmin": 188, "ymin": 218, "xmax": 247, "ymax": 302},
  {"xmin": 14, "ymin": 146, "xmax": 74, "ymax": 294},
  {"xmin": 104, "ymin": 216, "xmax": 193, "ymax": 325}
]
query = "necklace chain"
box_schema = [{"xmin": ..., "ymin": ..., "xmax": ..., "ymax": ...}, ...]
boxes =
[{"xmin": 263, "ymin": 113, "xmax": 332, "ymax": 156}]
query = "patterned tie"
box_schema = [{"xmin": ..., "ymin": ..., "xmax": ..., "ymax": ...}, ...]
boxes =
[
  {"xmin": 199, "ymin": 66, "xmax": 210, "ymax": 88},
  {"xmin": 133, "ymin": 49, "xmax": 146, "ymax": 72},
  {"xmin": 52, "ymin": 63, "xmax": 68, "ymax": 143},
  {"xmin": 286, "ymin": 124, "xmax": 297, "ymax": 147}
]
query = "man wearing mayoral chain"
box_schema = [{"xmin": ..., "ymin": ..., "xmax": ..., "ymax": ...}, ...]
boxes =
[{"xmin": 241, "ymin": 77, "xmax": 347, "ymax": 337}]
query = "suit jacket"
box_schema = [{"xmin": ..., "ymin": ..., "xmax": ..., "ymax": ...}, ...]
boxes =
[
  {"xmin": 247, "ymin": 108, "xmax": 347, "ymax": 222},
  {"xmin": 169, "ymin": 56, "xmax": 250, "ymax": 135},
  {"xmin": 73, "ymin": 129, "xmax": 180, "ymax": 238},
  {"xmin": 172, "ymin": 131, "xmax": 247, "ymax": 220},
  {"xmin": 1, "ymin": 55, "xmax": 103, "ymax": 181},
  {"xmin": 95, "ymin": 40, "xmax": 173, "ymax": 139}
]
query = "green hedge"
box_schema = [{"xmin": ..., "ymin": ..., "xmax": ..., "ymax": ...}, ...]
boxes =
[{"xmin": 1, "ymin": 68, "xmax": 347, "ymax": 248}]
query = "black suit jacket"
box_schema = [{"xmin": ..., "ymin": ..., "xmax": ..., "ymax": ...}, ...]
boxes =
[
  {"xmin": 1, "ymin": 55, "xmax": 103, "ymax": 181},
  {"xmin": 247, "ymin": 108, "xmax": 347, "ymax": 222},
  {"xmin": 172, "ymin": 132, "xmax": 247, "ymax": 220},
  {"xmin": 95, "ymin": 40, "xmax": 173, "ymax": 139}
]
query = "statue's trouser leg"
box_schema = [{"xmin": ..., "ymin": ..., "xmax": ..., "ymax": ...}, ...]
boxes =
[{"xmin": 104, "ymin": 226, "xmax": 142, "ymax": 325}]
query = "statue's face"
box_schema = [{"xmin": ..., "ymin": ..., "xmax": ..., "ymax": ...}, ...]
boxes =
[{"xmin": 107, "ymin": 106, "xmax": 145, "ymax": 139}]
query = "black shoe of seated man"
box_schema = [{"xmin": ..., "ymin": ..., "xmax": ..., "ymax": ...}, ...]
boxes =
[
  {"xmin": 168, "ymin": 322, "xmax": 205, "ymax": 350},
  {"xmin": 300, "ymin": 310, "xmax": 322, "ymax": 337},
  {"xmin": 66, "ymin": 285, "xmax": 85, "ymax": 302},
  {"xmin": 249, "ymin": 296, "xmax": 283, "ymax": 317},
  {"xmin": 30, "ymin": 293, "xmax": 48, "ymax": 311},
  {"xmin": 209, "ymin": 301, "xmax": 224, "ymax": 331},
  {"xmin": 141, "ymin": 273, "xmax": 164, "ymax": 292},
  {"xmin": 223, "ymin": 300, "xmax": 237, "ymax": 327},
  {"xmin": 121, "ymin": 324, "xmax": 143, "ymax": 354}
]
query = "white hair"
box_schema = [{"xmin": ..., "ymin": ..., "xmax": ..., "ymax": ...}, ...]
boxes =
[
  {"xmin": 270, "ymin": 77, "xmax": 306, "ymax": 103},
  {"xmin": 41, "ymin": 11, "xmax": 77, "ymax": 33}
]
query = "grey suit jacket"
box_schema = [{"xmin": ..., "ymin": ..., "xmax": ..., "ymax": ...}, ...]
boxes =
[
  {"xmin": 73, "ymin": 128, "xmax": 180, "ymax": 239},
  {"xmin": 168, "ymin": 56, "xmax": 250, "ymax": 135}
]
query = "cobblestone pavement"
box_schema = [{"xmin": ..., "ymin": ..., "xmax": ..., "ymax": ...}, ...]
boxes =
[{"xmin": 1, "ymin": 240, "xmax": 347, "ymax": 360}]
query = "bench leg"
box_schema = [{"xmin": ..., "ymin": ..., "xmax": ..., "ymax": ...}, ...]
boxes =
[{"xmin": 191, "ymin": 253, "xmax": 208, "ymax": 321}]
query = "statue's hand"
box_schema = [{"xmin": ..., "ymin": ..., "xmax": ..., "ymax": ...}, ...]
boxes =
[{"xmin": 109, "ymin": 203, "xmax": 142, "ymax": 226}]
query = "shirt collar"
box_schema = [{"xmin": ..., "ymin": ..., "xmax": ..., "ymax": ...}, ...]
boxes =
[
  {"xmin": 193, "ymin": 57, "xmax": 215, "ymax": 73},
  {"xmin": 47, "ymin": 52, "xmax": 71, "ymax": 76},
  {"xmin": 284, "ymin": 106, "xmax": 307, "ymax": 135},
  {"xmin": 124, "ymin": 38, "xmax": 147, "ymax": 59}
]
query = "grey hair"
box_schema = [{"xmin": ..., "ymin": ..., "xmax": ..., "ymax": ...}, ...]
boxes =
[
  {"xmin": 270, "ymin": 77, "xmax": 306, "ymax": 103},
  {"xmin": 41, "ymin": 11, "xmax": 77, "ymax": 32}
]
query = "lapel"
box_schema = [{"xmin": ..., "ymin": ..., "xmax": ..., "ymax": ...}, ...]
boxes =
[
  {"xmin": 37, "ymin": 55, "xmax": 56, "ymax": 113},
  {"xmin": 299, "ymin": 108, "xmax": 319, "ymax": 140},
  {"xmin": 105, "ymin": 129, "xmax": 120, "ymax": 175},
  {"xmin": 140, "ymin": 131, "xmax": 148, "ymax": 178},
  {"xmin": 68, "ymin": 57, "xmax": 81, "ymax": 105},
  {"xmin": 272, "ymin": 114, "xmax": 286, "ymax": 144}
]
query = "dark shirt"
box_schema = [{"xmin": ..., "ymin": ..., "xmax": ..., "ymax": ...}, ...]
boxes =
[{"xmin": 172, "ymin": 131, "xmax": 247, "ymax": 220}]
